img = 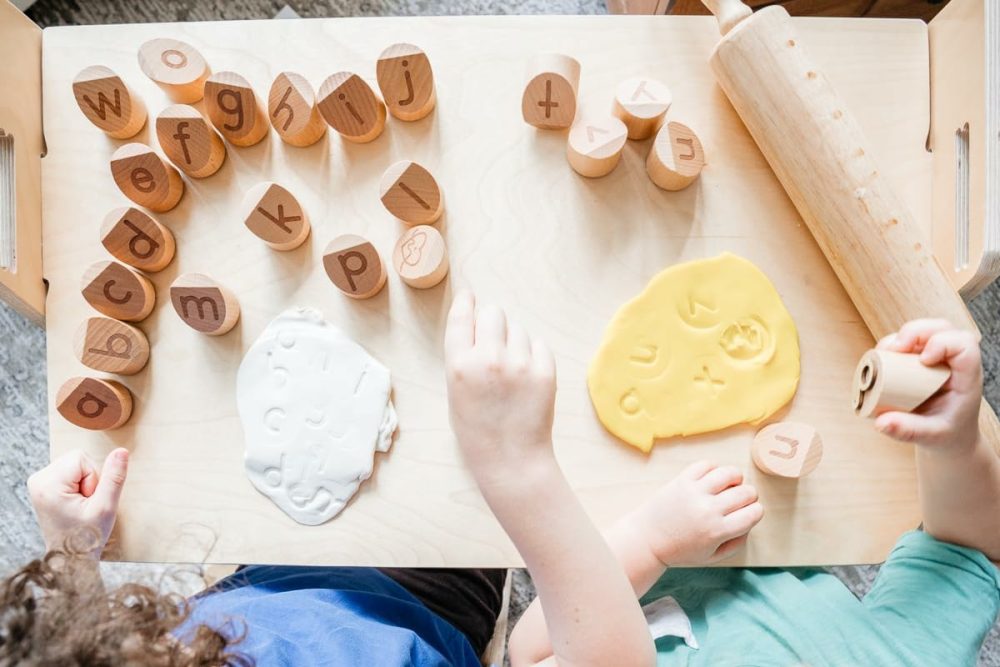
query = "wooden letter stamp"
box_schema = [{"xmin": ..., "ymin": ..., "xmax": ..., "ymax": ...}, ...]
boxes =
[
  {"xmin": 392, "ymin": 225, "xmax": 449, "ymax": 289},
  {"xmin": 317, "ymin": 72, "xmax": 387, "ymax": 144},
  {"xmin": 170, "ymin": 273, "xmax": 241, "ymax": 336},
  {"xmin": 566, "ymin": 116, "xmax": 628, "ymax": 178},
  {"xmin": 852, "ymin": 349, "xmax": 951, "ymax": 418},
  {"xmin": 110, "ymin": 143, "xmax": 185, "ymax": 213},
  {"xmin": 100, "ymin": 207, "xmax": 176, "ymax": 273},
  {"xmin": 204, "ymin": 72, "xmax": 269, "ymax": 147},
  {"xmin": 268, "ymin": 72, "xmax": 327, "ymax": 147},
  {"xmin": 751, "ymin": 422, "xmax": 822, "ymax": 478},
  {"xmin": 81, "ymin": 260, "xmax": 156, "ymax": 322},
  {"xmin": 376, "ymin": 43, "xmax": 436, "ymax": 122},
  {"xmin": 612, "ymin": 77, "xmax": 672, "ymax": 140},
  {"xmin": 137, "ymin": 38, "xmax": 210, "ymax": 103},
  {"xmin": 72, "ymin": 66, "xmax": 147, "ymax": 139},
  {"xmin": 56, "ymin": 377, "xmax": 133, "ymax": 430},
  {"xmin": 522, "ymin": 53, "xmax": 580, "ymax": 130},
  {"xmin": 155, "ymin": 104, "xmax": 226, "ymax": 178},
  {"xmin": 323, "ymin": 235, "xmax": 386, "ymax": 299},
  {"xmin": 73, "ymin": 316, "xmax": 150, "ymax": 375},
  {"xmin": 646, "ymin": 121, "xmax": 705, "ymax": 191},
  {"xmin": 379, "ymin": 161, "xmax": 443, "ymax": 225},
  {"xmin": 240, "ymin": 182, "xmax": 310, "ymax": 251}
]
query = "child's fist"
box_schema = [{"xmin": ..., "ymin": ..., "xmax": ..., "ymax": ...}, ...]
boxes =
[
  {"xmin": 624, "ymin": 461, "xmax": 763, "ymax": 566},
  {"xmin": 444, "ymin": 290, "xmax": 557, "ymax": 487},
  {"xmin": 875, "ymin": 319, "xmax": 982, "ymax": 451},
  {"xmin": 27, "ymin": 448, "xmax": 129, "ymax": 556}
]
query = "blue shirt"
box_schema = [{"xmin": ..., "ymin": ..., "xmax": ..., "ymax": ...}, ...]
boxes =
[{"xmin": 179, "ymin": 566, "xmax": 482, "ymax": 666}]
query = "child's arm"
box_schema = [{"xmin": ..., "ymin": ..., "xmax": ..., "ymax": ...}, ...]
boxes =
[
  {"xmin": 444, "ymin": 291, "xmax": 655, "ymax": 667},
  {"xmin": 26, "ymin": 447, "xmax": 130, "ymax": 557},
  {"xmin": 510, "ymin": 462, "xmax": 763, "ymax": 664},
  {"xmin": 874, "ymin": 319, "xmax": 1000, "ymax": 562}
]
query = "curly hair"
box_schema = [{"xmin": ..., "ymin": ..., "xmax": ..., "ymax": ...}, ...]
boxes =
[{"xmin": 0, "ymin": 539, "xmax": 250, "ymax": 667}]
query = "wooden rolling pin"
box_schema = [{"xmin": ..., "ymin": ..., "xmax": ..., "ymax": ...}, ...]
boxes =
[{"xmin": 698, "ymin": 0, "xmax": 1000, "ymax": 452}]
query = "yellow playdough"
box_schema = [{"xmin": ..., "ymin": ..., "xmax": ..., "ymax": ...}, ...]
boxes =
[{"xmin": 588, "ymin": 253, "xmax": 800, "ymax": 452}]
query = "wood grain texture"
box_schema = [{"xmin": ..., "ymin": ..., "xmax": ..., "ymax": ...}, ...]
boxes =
[
  {"xmin": 110, "ymin": 143, "xmax": 185, "ymax": 212},
  {"xmin": 155, "ymin": 104, "xmax": 226, "ymax": 178},
  {"xmin": 646, "ymin": 120, "xmax": 705, "ymax": 191},
  {"xmin": 42, "ymin": 16, "xmax": 933, "ymax": 567},
  {"xmin": 169, "ymin": 273, "xmax": 240, "ymax": 335},
  {"xmin": 55, "ymin": 376, "xmax": 133, "ymax": 431},
  {"xmin": 323, "ymin": 234, "xmax": 388, "ymax": 299},
  {"xmin": 80, "ymin": 260, "xmax": 156, "ymax": 322},
  {"xmin": 137, "ymin": 37, "xmax": 210, "ymax": 103},
  {"xmin": 566, "ymin": 115, "xmax": 628, "ymax": 178},
  {"xmin": 392, "ymin": 225, "xmax": 449, "ymax": 289},
  {"xmin": 240, "ymin": 181, "xmax": 310, "ymax": 251},
  {"xmin": 0, "ymin": 4, "xmax": 45, "ymax": 324},
  {"xmin": 72, "ymin": 66, "xmax": 147, "ymax": 139},
  {"xmin": 751, "ymin": 421, "xmax": 823, "ymax": 478},
  {"xmin": 204, "ymin": 71, "xmax": 269, "ymax": 147},
  {"xmin": 317, "ymin": 72, "xmax": 387, "ymax": 143},
  {"xmin": 268, "ymin": 72, "xmax": 327, "ymax": 147},
  {"xmin": 522, "ymin": 53, "xmax": 580, "ymax": 130},
  {"xmin": 73, "ymin": 316, "xmax": 150, "ymax": 375},
  {"xmin": 379, "ymin": 160, "xmax": 444, "ymax": 225},
  {"xmin": 377, "ymin": 43, "xmax": 436, "ymax": 122},
  {"xmin": 101, "ymin": 207, "xmax": 176, "ymax": 273}
]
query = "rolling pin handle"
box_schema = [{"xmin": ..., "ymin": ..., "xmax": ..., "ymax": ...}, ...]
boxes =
[{"xmin": 700, "ymin": 0, "xmax": 753, "ymax": 35}]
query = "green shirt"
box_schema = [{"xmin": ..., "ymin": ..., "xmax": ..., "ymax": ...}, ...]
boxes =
[{"xmin": 642, "ymin": 531, "xmax": 1000, "ymax": 666}]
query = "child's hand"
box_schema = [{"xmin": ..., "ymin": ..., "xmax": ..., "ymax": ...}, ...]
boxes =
[
  {"xmin": 620, "ymin": 461, "xmax": 763, "ymax": 566},
  {"xmin": 875, "ymin": 319, "xmax": 982, "ymax": 451},
  {"xmin": 444, "ymin": 290, "xmax": 557, "ymax": 488},
  {"xmin": 27, "ymin": 448, "xmax": 129, "ymax": 556}
]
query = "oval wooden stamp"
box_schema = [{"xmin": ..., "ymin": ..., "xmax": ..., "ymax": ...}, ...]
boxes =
[
  {"xmin": 81, "ymin": 260, "xmax": 155, "ymax": 322},
  {"xmin": 567, "ymin": 116, "xmax": 628, "ymax": 178},
  {"xmin": 852, "ymin": 349, "xmax": 951, "ymax": 418},
  {"xmin": 73, "ymin": 317, "xmax": 150, "ymax": 375},
  {"xmin": 170, "ymin": 273, "xmax": 241, "ymax": 336},
  {"xmin": 392, "ymin": 225, "xmax": 449, "ymax": 289},
  {"xmin": 100, "ymin": 207, "xmax": 176, "ymax": 273},
  {"xmin": 137, "ymin": 38, "xmax": 210, "ymax": 103},
  {"xmin": 72, "ymin": 65, "xmax": 147, "ymax": 139},
  {"xmin": 56, "ymin": 376, "xmax": 133, "ymax": 430},
  {"xmin": 376, "ymin": 43, "xmax": 436, "ymax": 121},
  {"xmin": 155, "ymin": 104, "xmax": 226, "ymax": 178},
  {"xmin": 379, "ymin": 160, "xmax": 443, "ymax": 225},
  {"xmin": 522, "ymin": 53, "xmax": 580, "ymax": 130},
  {"xmin": 204, "ymin": 71, "xmax": 269, "ymax": 147},
  {"xmin": 110, "ymin": 143, "xmax": 185, "ymax": 213},
  {"xmin": 612, "ymin": 77, "xmax": 672, "ymax": 140},
  {"xmin": 268, "ymin": 72, "xmax": 327, "ymax": 147},
  {"xmin": 751, "ymin": 422, "xmax": 822, "ymax": 478},
  {"xmin": 317, "ymin": 72, "xmax": 387, "ymax": 144},
  {"xmin": 323, "ymin": 234, "xmax": 387, "ymax": 299},
  {"xmin": 646, "ymin": 121, "xmax": 705, "ymax": 191},
  {"xmin": 240, "ymin": 182, "xmax": 310, "ymax": 251}
]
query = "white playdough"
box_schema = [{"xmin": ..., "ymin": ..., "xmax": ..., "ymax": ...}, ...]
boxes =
[{"xmin": 237, "ymin": 308, "xmax": 397, "ymax": 525}]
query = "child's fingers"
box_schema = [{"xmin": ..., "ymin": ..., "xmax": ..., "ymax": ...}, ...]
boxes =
[
  {"xmin": 45, "ymin": 450, "xmax": 100, "ymax": 496},
  {"xmin": 444, "ymin": 290, "xmax": 476, "ymax": 353},
  {"xmin": 712, "ymin": 534, "xmax": 748, "ymax": 561},
  {"xmin": 919, "ymin": 330, "xmax": 982, "ymax": 383},
  {"xmin": 680, "ymin": 460, "xmax": 717, "ymax": 481},
  {"xmin": 475, "ymin": 304, "xmax": 508, "ymax": 350},
  {"xmin": 723, "ymin": 501, "xmax": 764, "ymax": 536},
  {"xmin": 506, "ymin": 320, "xmax": 531, "ymax": 366},
  {"xmin": 531, "ymin": 337, "xmax": 556, "ymax": 380},
  {"xmin": 875, "ymin": 411, "xmax": 950, "ymax": 444},
  {"xmin": 715, "ymin": 483, "xmax": 758, "ymax": 514},
  {"xmin": 875, "ymin": 333, "xmax": 897, "ymax": 351},
  {"xmin": 889, "ymin": 319, "xmax": 953, "ymax": 353},
  {"xmin": 92, "ymin": 448, "xmax": 129, "ymax": 512},
  {"xmin": 698, "ymin": 465, "xmax": 743, "ymax": 493}
]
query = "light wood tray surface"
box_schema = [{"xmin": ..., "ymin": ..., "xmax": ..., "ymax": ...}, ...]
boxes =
[{"xmin": 43, "ymin": 15, "xmax": 931, "ymax": 566}]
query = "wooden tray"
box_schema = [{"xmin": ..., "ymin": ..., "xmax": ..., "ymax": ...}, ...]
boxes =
[{"xmin": 2, "ymin": 10, "xmax": 985, "ymax": 566}]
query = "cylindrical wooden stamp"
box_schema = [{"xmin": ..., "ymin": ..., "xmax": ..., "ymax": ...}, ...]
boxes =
[{"xmin": 852, "ymin": 349, "xmax": 951, "ymax": 418}]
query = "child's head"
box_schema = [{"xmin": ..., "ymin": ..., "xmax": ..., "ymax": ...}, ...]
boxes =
[{"xmin": 0, "ymin": 543, "xmax": 247, "ymax": 666}]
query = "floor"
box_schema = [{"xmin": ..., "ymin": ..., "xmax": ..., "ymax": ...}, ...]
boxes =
[{"xmin": 3, "ymin": 0, "xmax": 997, "ymax": 663}]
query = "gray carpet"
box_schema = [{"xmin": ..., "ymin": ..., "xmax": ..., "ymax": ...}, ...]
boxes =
[{"xmin": 3, "ymin": 0, "xmax": 998, "ymax": 663}]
